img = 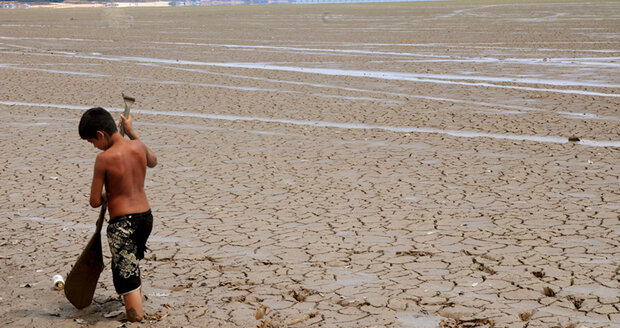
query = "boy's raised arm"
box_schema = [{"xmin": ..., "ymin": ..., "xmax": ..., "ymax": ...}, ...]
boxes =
[
  {"xmin": 144, "ymin": 144, "xmax": 157, "ymax": 168},
  {"xmin": 120, "ymin": 114, "xmax": 157, "ymax": 168},
  {"xmin": 89, "ymin": 154, "xmax": 106, "ymax": 208}
]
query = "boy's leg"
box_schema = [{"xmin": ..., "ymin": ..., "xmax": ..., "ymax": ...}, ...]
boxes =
[{"xmin": 123, "ymin": 288, "xmax": 143, "ymax": 322}]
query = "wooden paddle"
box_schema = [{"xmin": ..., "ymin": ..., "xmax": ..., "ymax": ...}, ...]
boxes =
[{"xmin": 64, "ymin": 201, "xmax": 107, "ymax": 309}]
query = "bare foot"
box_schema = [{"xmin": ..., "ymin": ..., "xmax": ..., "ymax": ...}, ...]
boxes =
[{"xmin": 126, "ymin": 308, "xmax": 143, "ymax": 322}]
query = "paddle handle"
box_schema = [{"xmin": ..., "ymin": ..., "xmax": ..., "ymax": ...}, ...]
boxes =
[{"xmin": 95, "ymin": 201, "xmax": 107, "ymax": 232}]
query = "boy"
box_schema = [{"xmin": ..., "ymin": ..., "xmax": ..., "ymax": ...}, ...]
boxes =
[{"xmin": 78, "ymin": 107, "xmax": 157, "ymax": 322}]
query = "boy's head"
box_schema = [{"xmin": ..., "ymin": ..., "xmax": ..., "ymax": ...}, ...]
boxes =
[{"xmin": 79, "ymin": 107, "xmax": 117, "ymax": 140}]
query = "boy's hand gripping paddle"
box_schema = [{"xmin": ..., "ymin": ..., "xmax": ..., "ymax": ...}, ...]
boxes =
[
  {"xmin": 120, "ymin": 93, "xmax": 135, "ymax": 137},
  {"xmin": 64, "ymin": 201, "xmax": 107, "ymax": 309}
]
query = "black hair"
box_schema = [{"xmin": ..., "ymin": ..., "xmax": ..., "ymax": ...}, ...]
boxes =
[{"xmin": 79, "ymin": 107, "xmax": 117, "ymax": 139}]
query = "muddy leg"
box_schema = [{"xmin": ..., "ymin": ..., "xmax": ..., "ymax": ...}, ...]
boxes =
[{"xmin": 123, "ymin": 288, "xmax": 143, "ymax": 322}]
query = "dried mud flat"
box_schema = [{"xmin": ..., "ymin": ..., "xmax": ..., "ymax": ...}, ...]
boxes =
[{"xmin": 0, "ymin": 1, "xmax": 619, "ymax": 327}]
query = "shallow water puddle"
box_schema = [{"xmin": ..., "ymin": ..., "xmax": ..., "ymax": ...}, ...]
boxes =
[
  {"xmin": 3, "ymin": 48, "xmax": 617, "ymax": 97},
  {"xmin": 110, "ymin": 57, "xmax": 620, "ymax": 97},
  {"xmin": 0, "ymin": 63, "xmax": 107, "ymax": 77}
]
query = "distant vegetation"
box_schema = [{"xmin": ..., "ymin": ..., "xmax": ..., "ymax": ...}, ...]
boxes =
[
  {"xmin": 0, "ymin": 0, "xmax": 174, "ymax": 2},
  {"xmin": 0, "ymin": 0, "xmax": 134, "ymax": 1},
  {"xmin": 1, "ymin": 0, "xmax": 64, "ymax": 2}
]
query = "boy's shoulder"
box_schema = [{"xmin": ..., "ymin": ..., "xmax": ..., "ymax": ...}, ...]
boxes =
[
  {"xmin": 96, "ymin": 140, "xmax": 146, "ymax": 168},
  {"xmin": 97, "ymin": 141, "xmax": 126, "ymax": 159},
  {"xmin": 95, "ymin": 147, "xmax": 114, "ymax": 165},
  {"xmin": 109, "ymin": 140, "xmax": 147, "ymax": 158}
]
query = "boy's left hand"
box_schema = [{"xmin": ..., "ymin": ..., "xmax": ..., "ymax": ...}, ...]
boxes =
[
  {"xmin": 119, "ymin": 114, "xmax": 132, "ymax": 130},
  {"xmin": 119, "ymin": 114, "xmax": 135, "ymax": 139}
]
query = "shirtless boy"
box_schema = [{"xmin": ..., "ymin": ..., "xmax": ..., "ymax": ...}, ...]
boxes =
[{"xmin": 79, "ymin": 107, "xmax": 157, "ymax": 322}]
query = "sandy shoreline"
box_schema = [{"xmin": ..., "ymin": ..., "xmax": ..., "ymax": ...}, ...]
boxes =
[{"xmin": 1, "ymin": 1, "xmax": 619, "ymax": 327}]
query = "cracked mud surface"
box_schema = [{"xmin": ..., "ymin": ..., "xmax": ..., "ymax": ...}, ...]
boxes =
[{"xmin": 0, "ymin": 1, "xmax": 619, "ymax": 327}]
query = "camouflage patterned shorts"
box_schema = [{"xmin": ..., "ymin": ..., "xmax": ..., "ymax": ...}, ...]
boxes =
[{"xmin": 106, "ymin": 210, "xmax": 153, "ymax": 295}]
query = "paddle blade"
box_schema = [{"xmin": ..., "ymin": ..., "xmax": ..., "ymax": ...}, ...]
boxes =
[
  {"xmin": 64, "ymin": 231, "xmax": 104, "ymax": 309},
  {"xmin": 65, "ymin": 203, "xmax": 107, "ymax": 309}
]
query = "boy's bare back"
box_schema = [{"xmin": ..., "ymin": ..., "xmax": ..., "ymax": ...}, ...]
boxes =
[
  {"xmin": 95, "ymin": 140, "xmax": 149, "ymax": 218},
  {"xmin": 87, "ymin": 114, "xmax": 157, "ymax": 219}
]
